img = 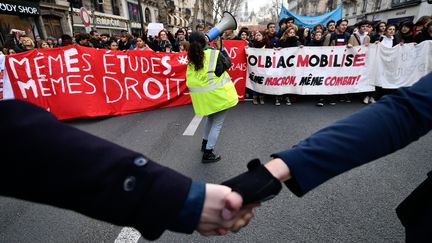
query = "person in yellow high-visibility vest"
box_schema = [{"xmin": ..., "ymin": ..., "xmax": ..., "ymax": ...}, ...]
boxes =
[{"xmin": 186, "ymin": 31, "xmax": 239, "ymax": 163}]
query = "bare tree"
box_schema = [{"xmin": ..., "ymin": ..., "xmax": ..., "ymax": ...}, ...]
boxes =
[
  {"xmin": 210, "ymin": 0, "xmax": 244, "ymax": 25},
  {"xmin": 191, "ymin": 0, "xmax": 200, "ymax": 29},
  {"xmin": 157, "ymin": 0, "xmax": 168, "ymax": 25},
  {"xmin": 269, "ymin": 0, "xmax": 283, "ymax": 23}
]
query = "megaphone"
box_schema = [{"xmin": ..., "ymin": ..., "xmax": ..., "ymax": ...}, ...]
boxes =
[{"xmin": 206, "ymin": 11, "xmax": 237, "ymax": 42}]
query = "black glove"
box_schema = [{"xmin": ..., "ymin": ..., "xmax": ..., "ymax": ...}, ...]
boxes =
[{"xmin": 222, "ymin": 159, "xmax": 282, "ymax": 205}]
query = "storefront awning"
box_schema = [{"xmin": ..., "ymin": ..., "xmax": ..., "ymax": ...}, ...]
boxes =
[
  {"xmin": 168, "ymin": 14, "xmax": 189, "ymax": 27},
  {"xmin": 168, "ymin": 14, "xmax": 175, "ymax": 26}
]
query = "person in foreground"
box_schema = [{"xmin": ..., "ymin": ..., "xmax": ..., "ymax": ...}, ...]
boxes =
[
  {"xmin": 0, "ymin": 99, "xmax": 271, "ymax": 240},
  {"xmin": 186, "ymin": 31, "xmax": 239, "ymax": 163},
  {"xmin": 223, "ymin": 72, "xmax": 432, "ymax": 241}
]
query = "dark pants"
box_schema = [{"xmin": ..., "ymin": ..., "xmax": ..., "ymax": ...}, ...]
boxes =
[{"xmin": 396, "ymin": 173, "xmax": 432, "ymax": 242}]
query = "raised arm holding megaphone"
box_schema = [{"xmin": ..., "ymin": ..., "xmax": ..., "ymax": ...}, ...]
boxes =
[{"xmin": 206, "ymin": 11, "xmax": 238, "ymax": 42}]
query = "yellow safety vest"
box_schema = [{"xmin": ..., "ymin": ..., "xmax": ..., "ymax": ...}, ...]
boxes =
[{"xmin": 186, "ymin": 49, "xmax": 238, "ymax": 116}]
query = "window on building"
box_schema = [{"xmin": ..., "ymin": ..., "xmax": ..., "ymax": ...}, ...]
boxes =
[
  {"xmin": 68, "ymin": 0, "xmax": 82, "ymax": 9},
  {"xmin": 145, "ymin": 8, "xmax": 151, "ymax": 23},
  {"xmin": 392, "ymin": 0, "xmax": 421, "ymax": 6},
  {"xmin": 361, "ymin": 0, "xmax": 367, "ymax": 13},
  {"xmin": 111, "ymin": 0, "xmax": 120, "ymax": 15},
  {"xmin": 92, "ymin": 0, "xmax": 104, "ymax": 12},
  {"xmin": 128, "ymin": 2, "xmax": 140, "ymax": 22}
]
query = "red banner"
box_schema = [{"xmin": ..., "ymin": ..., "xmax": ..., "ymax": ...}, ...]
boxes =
[
  {"xmin": 6, "ymin": 41, "xmax": 247, "ymax": 120},
  {"xmin": 223, "ymin": 40, "xmax": 247, "ymax": 100}
]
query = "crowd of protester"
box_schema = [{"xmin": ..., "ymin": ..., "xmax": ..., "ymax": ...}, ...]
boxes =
[
  {"xmin": 0, "ymin": 26, "xmax": 195, "ymax": 55},
  {"xmin": 230, "ymin": 15, "xmax": 432, "ymax": 106},
  {"xmin": 1, "ymin": 16, "xmax": 431, "ymax": 106}
]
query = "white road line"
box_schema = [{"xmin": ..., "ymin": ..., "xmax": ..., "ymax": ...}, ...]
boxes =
[
  {"xmin": 183, "ymin": 115, "xmax": 203, "ymax": 136},
  {"xmin": 114, "ymin": 227, "xmax": 141, "ymax": 243}
]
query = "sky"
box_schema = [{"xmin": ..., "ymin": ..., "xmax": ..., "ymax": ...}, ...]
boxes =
[
  {"xmin": 244, "ymin": 0, "xmax": 267, "ymax": 12},
  {"xmin": 243, "ymin": 0, "xmax": 286, "ymax": 13}
]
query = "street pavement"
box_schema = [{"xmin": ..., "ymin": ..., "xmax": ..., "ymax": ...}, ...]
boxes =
[{"xmin": 1, "ymin": 97, "xmax": 431, "ymax": 242}]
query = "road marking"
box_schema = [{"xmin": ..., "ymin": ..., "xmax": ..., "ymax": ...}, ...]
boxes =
[
  {"xmin": 183, "ymin": 115, "xmax": 203, "ymax": 136},
  {"xmin": 115, "ymin": 227, "xmax": 141, "ymax": 243}
]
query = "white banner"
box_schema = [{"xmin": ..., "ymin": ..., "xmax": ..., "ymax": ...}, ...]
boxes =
[
  {"xmin": 246, "ymin": 41, "xmax": 432, "ymax": 95},
  {"xmin": 368, "ymin": 42, "xmax": 432, "ymax": 88}
]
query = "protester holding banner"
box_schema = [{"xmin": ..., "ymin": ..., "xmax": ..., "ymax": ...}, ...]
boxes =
[
  {"xmin": 348, "ymin": 20, "xmax": 372, "ymax": 47},
  {"xmin": 265, "ymin": 22, "xmax": 283, "ymax": 106},
  {"xmin": 157, "ymin": 29, "xmax": 173, "ymax": 53},
  {"xmin": 265, "ymin": 22, "xmax": 279, "ymax": 48},
  {"xmin": 307, "ymin": 31, "xmax": 324, "ymax": 46},
  {"xmin": 298, "ymin": 27, "xmax": 311, "ymax": 46},
  {"xmin": 20, "ymin": 37, "xmax": 36, "ymax": 51},
  {"xmin": 317, "ymin": 19, "xmax": 351, "ymax": 106},
  {"xmin": 226, "ymin": 72, "xmax": 432, "ymax": 241},
  {"xmin": 312, "ymin": 24, "xmax": 325, "ymax": 40},
  {"xmin": 413, "ymin": 16, "xmax": 432, "ymax": 37},
  {"xmin": 377, "ymin": 24, "xmax": 399, "ymax": 48},
  {"xmin": 396, "ymin": 21, "xmax": 415, "ymax": 44},
  {"xmin": 248, "ymin": 31, "xmax": 269, "ymax": 105},
  {"xmin": 414, "ymin": 20, "xmax": 432, "ymax": 43},
  {"xmin": 186, "ymin": 31, "xmax": 238, "ymax": 163},
  {"xmin": 75, "ymin": 33, "xmax": 92, "ymax": 47},
  {"xmin": 133, "ymin": 36, "xmax": 151, "ymax": 50},
  {"xmin": 173, "ymin": 29, "xmax": 187, "ymax": 52},
  {"xmin": 277, "ymin": 26, "xmax": 303, "ymax": 106},
  {"xmin": 325, "ymin": 20, "xmax": 336, "ymax": 36},
  {"xmin": 348, "ymin": 20, "xmax": 375, "ymax": 105},
  {"xmin": 237, "ymin": 29, "xmax": 250, "ymax": 44},
  {"xmin": 371, "ymin": 21, "xmax": 387, "ymax": 43},
  {"xmin": 107, "ymin": 39, "xmax": 119, "ymax": 51},
  {"xmin": 118, "ymin": 33, "xmax": 134, "ymax": 51}
]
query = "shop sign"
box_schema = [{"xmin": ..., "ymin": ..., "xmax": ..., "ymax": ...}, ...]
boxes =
[
  {"xmin": 0, "ymin": 0, "xmax": 40, "ymax": 15},
  {"xmin": 396, "ymin": 10, "xmax": 407, "ymax": 16},
  {"xmin": 131, "ymin": 22, "xmax": 142, "ymax": 29},
  {"xmin": 372, "ymin": 15, "xmax": 381, "ymax": 21},
  {"xmin": 95, "ymin": 16, "xmax": 122, "ymax": 27}
]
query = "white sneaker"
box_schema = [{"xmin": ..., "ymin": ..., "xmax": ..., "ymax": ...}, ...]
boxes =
[
  {"xmin": 275, "ymin": 99, "xmax": 281, "ymax": 106},
  {"xmin": 369, "ymin": 97, "xmax": 376, "ymax": 103},
  {"xmin": 285, "ymin": 97, "xmax": 291, "ymax": 105},
  {"xmin": 363, "ymin": 96, "xmax": 369, "ymax": 104}
]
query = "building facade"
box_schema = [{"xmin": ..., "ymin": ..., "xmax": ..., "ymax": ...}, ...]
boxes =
[
  {"xmin": 286, "ymin": 0, "xmax": 432, "ymax": 26},
  {"xmin": 0, "ymin": 0, "xmax": 202, "ymax": 46},
  {"xmin": 342, "ymin": 0, "xmax": 432, "ymax": 26},
  {"xmin": 0, "ymin": 0, "xmax": 43, "ymax": 45}
]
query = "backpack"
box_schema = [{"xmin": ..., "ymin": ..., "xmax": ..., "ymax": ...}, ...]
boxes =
[{"xmin": 352, "ymin": 33, "xmax": 361, "ymax": 45}]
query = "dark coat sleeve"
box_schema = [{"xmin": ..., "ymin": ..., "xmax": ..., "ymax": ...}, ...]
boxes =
[
  {"xmin": 272, "ymin": 72, "xmax": 432, "ymax": 196},
  {"xmin": 215, "ymin": 49, "xmax": 232, "ymax": 77},
  {"xmin": 0, "ymin": 100, "xmax": 193, "ymax": 240}
]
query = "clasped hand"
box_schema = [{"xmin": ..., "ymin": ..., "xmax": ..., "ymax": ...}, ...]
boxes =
[
  {"xmin": 197, "ymin": 159, "xmax": 286, "ymax": 236},
  {"xmin": 196, "ymin": 184, "xmax": 258, "ymax": 236}
]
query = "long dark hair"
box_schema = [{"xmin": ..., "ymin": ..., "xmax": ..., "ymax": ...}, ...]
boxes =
[{"xmin": 187, "ymin": 31, "xmax": 206, "ymax": 71}]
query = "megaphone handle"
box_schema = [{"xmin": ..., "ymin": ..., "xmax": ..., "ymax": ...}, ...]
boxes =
[{"xmin": 219, "ymin": 37, "xmax": 223, "ymax": 51}]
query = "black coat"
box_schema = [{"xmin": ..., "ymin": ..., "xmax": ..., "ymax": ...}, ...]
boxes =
[{"xmin": 0, "ymin": 100, "xmax": 192, "ymax": 240}]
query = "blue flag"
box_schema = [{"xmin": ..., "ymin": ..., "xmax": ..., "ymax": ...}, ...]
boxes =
[{"xmin": 279, "ymin": 5, "xmax": 343, "ymax": 28}]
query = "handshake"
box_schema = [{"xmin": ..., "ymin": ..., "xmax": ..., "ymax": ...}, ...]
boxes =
[{"xmin": 196, "ymin": 158, "xmax": 287, "ymax": 236}]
